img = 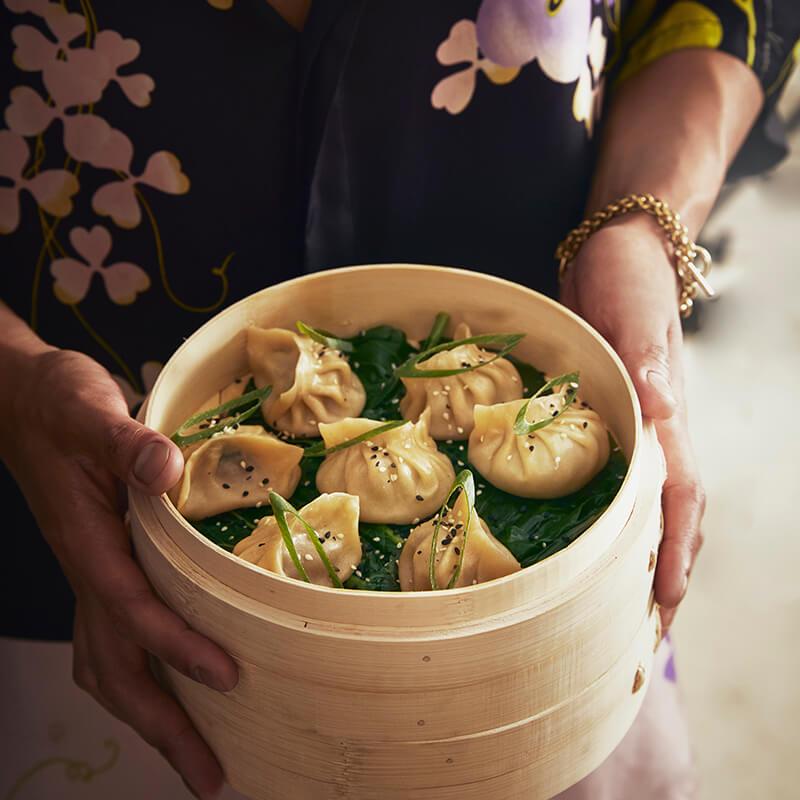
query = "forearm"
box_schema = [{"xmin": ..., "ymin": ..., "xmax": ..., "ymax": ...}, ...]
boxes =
[
  {"xmin": 589, "ymin": 49, "xmax": 763, "ymax": 236},
  {"xmin": 0, "ymin": 302, "xmax": 56, "ymax": 443}
]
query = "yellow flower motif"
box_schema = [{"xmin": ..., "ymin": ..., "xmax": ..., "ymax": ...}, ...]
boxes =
[{"xmin": 617, "ymin": 1, "xmax": 723, "ymax": 84}]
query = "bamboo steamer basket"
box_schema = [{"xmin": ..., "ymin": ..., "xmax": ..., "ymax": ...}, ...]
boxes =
[{"xmin": 129, "ymin": 265, "xmax": 665, "ymax": 800}]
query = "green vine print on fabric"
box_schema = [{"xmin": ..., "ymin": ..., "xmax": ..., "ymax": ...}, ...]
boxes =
[
  {"xmin": 2, "ymin": 738, "xmax": 120, "ymax": 800},
  {"xmin": 1, "ymin": 0, "xmax": 234, "ymax": 395}
]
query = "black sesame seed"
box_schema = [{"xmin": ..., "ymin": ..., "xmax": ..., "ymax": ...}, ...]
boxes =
[
  {"xmin": 242, "ymin": 490, "xmax": 249, "ymax": 497},
  {"xmin": 417, "ymin": 550, "xmax": 423, "ymax": 556},
  {"xmin": 199, "ymin": 423, "xmax": 209, "ymax": 430},
  {"xmin": 416, "ymin": 494, "xmax": 424, "ymax": 501},
  {"xmin": 261, "ymin": 477, "xmax": 270, "ymax": 485},
  {"xmin": 371, "ymin": 446, "xmax": 379, "ymax": 452},
  {"xmin": 245, "ymin": 465, "xmax": 255, "ymax": 472},
  {"xmin": 454, "ymin": 547, "xmax": 461, "ymax": 555},
  {"xmin": 583, "ymin": 421, "xmax": 588, "ymax": 428},
  {"xmin": 222, "ymin": 483, "xmax": 231, "ymax": 489}
]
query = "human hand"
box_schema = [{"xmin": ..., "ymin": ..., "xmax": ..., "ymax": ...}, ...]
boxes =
[
  {"xmin": 2, "ymin": 348, "xmax": 237, "ymax": 799},
  {"xmin": 560, "ymin": 216, "xmax": 706, "ymax": 633}
]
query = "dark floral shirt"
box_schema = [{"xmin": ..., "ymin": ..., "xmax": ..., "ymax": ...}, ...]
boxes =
[{"xmin": 1, "ymin": 0, "xmax": 797, "ymax": 638}]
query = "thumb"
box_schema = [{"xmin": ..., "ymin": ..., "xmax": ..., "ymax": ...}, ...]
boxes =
[
  {"xmin": 610, "ymin": 312, "xmax": 679, "ymax": 421},
  {"xmin": 71, "ymin": 383, "xmax": 184, "ymax": 495}
]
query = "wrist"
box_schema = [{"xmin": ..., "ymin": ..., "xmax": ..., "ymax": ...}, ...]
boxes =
[{"xmin": 0, "ymin": 307, "xmax": 58, "ymax": 449}]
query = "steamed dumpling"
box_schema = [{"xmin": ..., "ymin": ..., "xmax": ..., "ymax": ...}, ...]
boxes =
[
  {"xmin": 247, "ymin": 327, "xmax": 366, "ymax": 437},
  {"xmin": 315, "ymin": 409, "xmax": 456, "ymax": 524},
  {"xmin": 233, "ymin": 493, "xmax": 362, "ymax": 587},
  {"xmin": 400, "ymin": 322, "xmax": 523, "ymax": 440},
  {"xmin": 398, "ymin": 490, "xmax": 520, "ymax": 591},
  {"xmin": 170, "ymin": 425, "xmax": 303, "ymax": 520},
  {"xmin": 468, "ymin": 392, "xmax": 610, "ymax": 499}
]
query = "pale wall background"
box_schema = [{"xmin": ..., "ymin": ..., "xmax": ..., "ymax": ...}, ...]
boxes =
[{"xmin": 674, "ymin": 72, "xmax": 800, "ymax": 799}]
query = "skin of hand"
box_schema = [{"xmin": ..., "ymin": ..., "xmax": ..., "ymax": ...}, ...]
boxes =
[
  {"xmin": 560, "ymin": 217, "xmax": 703, "ymax": 633},
  {"xmin": 564, "ymin": 49, "xmax": 763, "ymax": 632},
  {"xmin": 0, "ymin": 336, "xmax": 237, "ymax": 800}
]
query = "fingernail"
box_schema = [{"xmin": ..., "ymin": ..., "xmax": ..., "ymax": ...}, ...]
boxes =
[
  {"xmin": 646, "ymin": 370, "xmax": 677, "ymax": 407},
  {"xmin": 192, "ymin": 665, "xmax": 231, "ymax": 693},
  {"xmin": 133, "ymin": 440, "xmax": 170, "ymax": 486}
]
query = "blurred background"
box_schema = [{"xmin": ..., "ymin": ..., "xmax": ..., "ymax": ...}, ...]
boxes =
[{"xmin": 674, "ymin": 71, "xmax": 800, "ymax": 799}]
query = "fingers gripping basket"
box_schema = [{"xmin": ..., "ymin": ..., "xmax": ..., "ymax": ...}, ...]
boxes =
[{"xmin": 129, "ymin": 265, "xmax": 665, "ymax": 800}]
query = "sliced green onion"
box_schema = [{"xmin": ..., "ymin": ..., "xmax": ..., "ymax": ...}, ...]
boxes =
[
  {"xmin": 230, "ymin": 510, "xmax": 259, "ymax": 531},
  {"xmin": 421, "ymin": 312, "xmax": 450, "ymax": 351},
  {"xmin": 429, "ymin": 469, "xmax": 476, "ymax": 590},
  {"xmin": 269, "ymin": 491, "xmax": 343, "ymax": 588},
  {"xmin": 395, "ymin": 333, "xmax": 525, "ymax": 379},
  {"xmin": 296, "ymin": 320, "xmax": 354, "ymax": 353},
  {"xmin": 171, "ymin": 384, "xmax": 272, "ymax": 447},
  {"xmin": 304, "ymin": 419, "xmax": 408, "ymax": 458},
  {"xmin": 512, "ymin": 371, "xmax": 580, "ymax": 436}
]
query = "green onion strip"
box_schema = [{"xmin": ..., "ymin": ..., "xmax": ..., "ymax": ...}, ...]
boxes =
[
  {"xmin": 304, "ymin": 419, "xmax": 408, "ymax": 458},
  {"xmin": 269, "ymin": 491, "xmax": 344, "ymax": 588},
  {"xmin": 170, "ymin": 384, "xmax": 272, "ymax": 447},
  {"xmin": 429, "ymin": 469, "xmax": 476, "ymax": 590},
  {"xmin": 512, "ymin": 371, "xmax": 581, "ymax": 436},
  {"xmin": 395, "ymin": 332, "xmax": 525, "ymax": 379},
  {"xmin": 420, "ymin": 311, "xmax": 450, "ymax": 351},
  {"xmin": 295, "ymin": 320, "xmax": 354, "ymax": 353}
]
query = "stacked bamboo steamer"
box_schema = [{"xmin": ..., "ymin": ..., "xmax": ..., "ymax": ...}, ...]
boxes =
[{"xmin": 129, "ymin": 265, "xmax": 665, "ymax": 800}]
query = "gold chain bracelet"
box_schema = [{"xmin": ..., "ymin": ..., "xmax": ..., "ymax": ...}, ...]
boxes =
[{"xmin": 555, "ymin": 193, "xmax": 716, "ymax": 318}]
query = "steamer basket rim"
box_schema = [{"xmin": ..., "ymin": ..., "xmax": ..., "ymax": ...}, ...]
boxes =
[{"xmin": 144, "ymin": 263, "xmax": 645, "ymax": 602}]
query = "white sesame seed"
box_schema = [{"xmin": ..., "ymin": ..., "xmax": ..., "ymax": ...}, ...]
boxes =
[
  {"xmin": 221, "ymin": 526, "xmax": 228, "ymax": 532},
  {"xmin": 373, "ymin": 536, "xmax": 381, "ymax": 542},
  {"xmin": 390, "ymin": 474, "xmax": 398, "ymax": 481},
  {"xmin": 479, "ymin": 435, "xmax": 485, "ymax": 443},
  {"xmin": 432, "ymin": 390, "xmax": 440, "ymax": 396},
  {"xmin": 337, "ymin": 533, "xmax": 345, "ymax": 540},
  {"xmin": 239, "ymin": 459, "xmax": 247, "ymax": 469},
  {"xmin": 506, "ymin": 454, "xmax": 513, "ymax": 461},
  {"xmin": 255, "ymin": 500, "xmax": 264, "ymax": 508},
  {"xmin": 304, "ymin": 553, "xmax": 313, "ymax": 561},
  {"xmin": 443, "ymin": 411, "xmax": 451, "ymax": 420},
  {"xmin": 456, "ymin": 426, "xmax": 464, "ymax": 434}
]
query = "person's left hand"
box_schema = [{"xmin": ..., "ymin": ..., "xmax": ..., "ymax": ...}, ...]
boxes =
[{"xmin": 560, "ymin": 214, "xmax": 706, "ymax": 633}]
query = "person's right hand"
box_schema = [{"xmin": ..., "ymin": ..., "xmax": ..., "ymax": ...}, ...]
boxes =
[{"xmin": 3, "ymin": 347, "xmax": 238, "ymax": 800}]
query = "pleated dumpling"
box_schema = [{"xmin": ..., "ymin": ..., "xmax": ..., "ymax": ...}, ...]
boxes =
[
  {"xmin": 233, "ymin": 493, "xmax": 362, "ymax": 587},
  {"xmin": 247, "ymin": 327, "xmax": 366, "ymax": 437},
  {"xmin": 400, "ymin": 323, "xmax": 523, "ymax": 440},
  {"xmin": 398, "ymin": 490, "xmax": 520, "ymax": 591},
  {"xmin": 468, "ymin": 393, "xmax": 609, "ymax": 499},
  {"xmin": 170, "ymin": 425, "xmax": 303, "ymax": 520},
  {"xmin": 315, "ymin": 409, "xmax": 456, "ymax": 524}
]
